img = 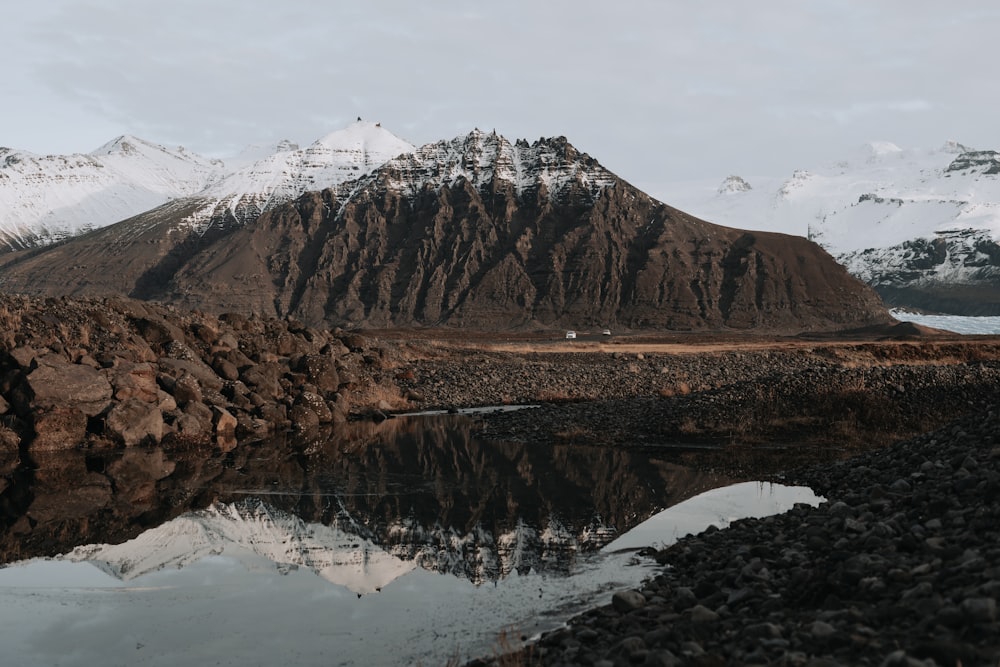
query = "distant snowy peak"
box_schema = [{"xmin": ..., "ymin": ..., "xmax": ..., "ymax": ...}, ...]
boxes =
[
  {"xmin": 862, "ymin": 140, "xmax": 903, "ymax": 159},
  {"xmin": 717, "ymin": 175, "xmax": 752, "ymax": 195},
  {"xmin": 182, "ymin": 120, "xmax": 416, "ymax": 230},
  {"xmin": 64, "ymin": 500, "xmax": 415, "ymax": 594},
  {"xmin": 0, "ymin": 136, "xmax": 223, "ymax": 251},
  {"xmin": 941, "ymin": 140, "xmax": 973, "ymax": 154},
  {"xmin": 369, "ymin": 129, "xmax": 618, "ymax": 201},
  {"xmin": 62, "ymin": 499, "xmax": 614, "ymax": 592}
]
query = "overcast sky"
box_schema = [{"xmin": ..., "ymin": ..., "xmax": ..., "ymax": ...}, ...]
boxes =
[{"xmin": 6, "ymin": 1, "xmax": 999, "ymax": 193}]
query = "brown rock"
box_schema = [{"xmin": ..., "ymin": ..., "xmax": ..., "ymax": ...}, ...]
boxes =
[
  {"xmin": 105, "ymin": 361, "xmax": 159, "ymax": 403},
  {"xmin": 172, "ymin": 373, "xmax": 202, "ymax": 407},
  {"xmin": 289, "ymin": 404, "xmax": 320, "ymax": 432},
  {"xmin": 20, "ymin": 355, "xmax": 113, "ymax": 417},
  {"xmin": 30, "ymin": 407, "xmax": 87, "ymax": 451},
  {"xmin": 295, "ymin": 391, "xmax": 333, "ymax": 423},
  {"xmin": 9, "ymin": 345, "xmax": 39, "ymax": 369},
  {"xmin": 105, "ymin": 398, "xmax": 164, "ymax": 446},
  {"xmin": 212, "ymin": 406, "xmax": 238, "ymax": 452}
]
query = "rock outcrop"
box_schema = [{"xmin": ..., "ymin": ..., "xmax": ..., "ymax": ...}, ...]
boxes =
[{"xmin": 0, "ymin": 294, "xmax": 408, "ymax": 458}]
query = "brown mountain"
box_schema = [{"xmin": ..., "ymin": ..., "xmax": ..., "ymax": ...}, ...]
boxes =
[{"xmin": 0, "ymin": 131, "xmax": 891, "ymax": 332}]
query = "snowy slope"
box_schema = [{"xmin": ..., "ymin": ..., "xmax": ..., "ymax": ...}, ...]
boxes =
[
  {"xmin": 0, "ymin": 121, "xmax": 415, "ymax": 250},
  {"xmin": 0, "ymin": 136, "xmax": 223, "ymax": 250},
  {"xmin": 332, "ymin": 129, "xmax": 618, "ymax": 206},
  {"xmin": 62, "ymin": 500, "xmax": 415, "ymax": 594},
  {"xmin": 180, "ymin": 120, "xmax": 415, "ymax": 231},
  {"xmin": 59, "ymin": 498, "xmax": 617, "ymax": 592},
  {"xmin": 654, "ymin": 141, "xmax": 1000, "ymax": 312}
]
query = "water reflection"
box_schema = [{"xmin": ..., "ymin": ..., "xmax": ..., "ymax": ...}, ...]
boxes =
[{"xmin": 0, "ymin": 414, "xmax": 819, "ymax": 665}]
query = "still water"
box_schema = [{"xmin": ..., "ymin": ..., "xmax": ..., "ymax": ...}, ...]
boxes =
[{"xmin": 0, "ymin": 414, "xmax": 821, "ymax": 666}]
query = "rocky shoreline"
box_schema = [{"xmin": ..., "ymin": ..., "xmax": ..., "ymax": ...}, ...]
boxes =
[
  {"xmin": 0, "ymin": 294, "xmax": 404, "ymax": 464},
  {"xmin": 2, "ymin": 294, "xmax": 999, "ymax": 665},
  {"xmin": 472, "ymin": 405, "xmax": 1000, "ymax": 666}
]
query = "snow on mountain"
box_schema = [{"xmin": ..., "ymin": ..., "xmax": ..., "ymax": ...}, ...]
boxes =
[
  {"xmin": 59, "ymin": 498, "xmax": 617, "ymax": 593},
  {"xmin": 180, "ymin": 120, "xmax": 415, "ymax": 231},
  {"xmin": 653, "ymin": 141, "xmax": 1000, "ymax": 313},
  {"xmin": 0, "ymin": 136, "xmax": 223, "ymax": 250},
  {"xmin": 657, "ymin": 140, "xmax": 1000, "ymax": 252},
  {"xmin": 350, "ymin": 128, "xmax": 618, "ymax": 202},
  {"xmin": 62, "ymin": 500, "xmax": 415, "ymax": 594},
  {"xmin": 0, "ymin": 121, "xmax": 415, "ymax": 250}
]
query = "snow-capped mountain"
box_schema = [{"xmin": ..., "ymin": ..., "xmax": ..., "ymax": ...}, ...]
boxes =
[
  {"xmin": 655, "ymin": 141, "xmax": 1000, "ymax": 314},
  {"xmin": 0, "ymin": 136, "xmax": 223, "ymax": 250},
  {"xmin": 0, "ymin": 121, "xmax": 414, "ymax": 251},
  {"xmin": 180, "ymin": 120, "xmax": 415, "ymax": 231},
  {"xmin": 363, "ymin": 129, "xmax": 617, "ymax": 201},
  {"xmin": 60, "ymin": 498, "xmax": 616, "ymax": 592}
]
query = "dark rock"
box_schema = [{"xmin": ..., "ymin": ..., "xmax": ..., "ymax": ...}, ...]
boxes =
[{"xmin": 612, "ymin": 590, "xmax": 646, "ymax": 613}]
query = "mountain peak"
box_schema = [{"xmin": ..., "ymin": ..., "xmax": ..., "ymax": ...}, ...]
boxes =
[
  {"xmin": 861, "ymin": 141, "xmax": 903, "ymax": 160},
  {"xmin": 89, "ymin": 134, "xmax": 169, "ymax": 157},
  {"xmin": 940, "ymin": 140, "xmax": 973, "ymax": 154},
  {"xmin": 717, "ymin": 175, "xmax": 752, "ymax": 195},
  {"xmin": 311, "ymin": 120, "xmax": 413, "ymax": 157},
  {"xmin": 375, "ymin": 130, "xmax": 616, "ymax": 201}
]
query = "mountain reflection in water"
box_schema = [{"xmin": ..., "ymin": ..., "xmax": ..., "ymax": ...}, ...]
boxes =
[
  {"xmin": 0, "ymin": 414, "xmax": 819, "ymax": 665},
  {"xmin": 1, "ymin": 415, "xmax": 732, "ymax": 574}
]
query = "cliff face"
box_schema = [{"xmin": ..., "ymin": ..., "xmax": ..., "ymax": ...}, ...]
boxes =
[{"xmin": 0, "ymin": 132, "xmax": 891, "ymax": 332}]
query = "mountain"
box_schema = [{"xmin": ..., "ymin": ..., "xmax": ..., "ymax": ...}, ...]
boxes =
[
  {"xmin": 0, "ymin": 121, "xmax": 414, "ymax": 252},
  {"xmin": 0, "ymin": 129, "xmax": 890, "ymax": 332},
  {"xmin": 656, "ymin": 141, "xmax": 1000, "ymax": 315},
  {"xmin": 176, "ymin": 120, "xmax": 416, "ymax": 232},
  {"xmin": 60, "ymin": 499, "xmax": 615, "ymax": 593},
  {"xmin": 0, "ymin": 136, "xmax": 223, "ymax": 250}
]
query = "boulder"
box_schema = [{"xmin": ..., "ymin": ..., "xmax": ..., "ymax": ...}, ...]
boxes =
[
  {"xmin": 19, "ymin": 355, "xmax": 113, "ymax": 417},
  {"xmin": 132, "ymin": 316, "xmax": 185, "ymax": 347},
  {"xmin": 212, "ymin": 406, "xmax": 238, "ymax": 452},
  {"xmin": 171, "ymin": 373, "xmax": 203, "ymax": 407},
  {"xmin": 295, "ymin": 391, "xmax": 333, "ymax": 423},
  {"xmin": 289, "ymin": 404, "xmax": 320, "ymax": 432},
  {"xmin": 105, "ymin": 398, "xmax": 164, "ymax": 447},
  {"xmin": 158, "ymin": 357, "xmax": 223, "ymax": 391},
  {"xmin": 30, "ymin": 407, "xmax": 87, "ymax": 451},
  {"xmin": 296, "ymin": 355, "xmax": 340, "ymax": 393},
  {"xmin": 105, "ymin": 361, "xmax": 159, "ymax": 403}
]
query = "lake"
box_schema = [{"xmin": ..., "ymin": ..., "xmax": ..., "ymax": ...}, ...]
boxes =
[{"xmin": 0, "ymin": 413, "xmax": 821, "ymax": 666}]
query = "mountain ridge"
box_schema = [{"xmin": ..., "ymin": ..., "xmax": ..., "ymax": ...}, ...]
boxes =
[
  {"xmin": 0, "ymin": 127, "xmax": 891, "ymax": 332},
  {"xmin": 655, "ymin": 141, "xmax": 1000, "ymax": 314}
]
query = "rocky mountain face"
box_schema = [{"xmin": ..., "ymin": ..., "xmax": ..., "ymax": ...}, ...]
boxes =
[
  {"xmin": 656, "ymin": 141, "xmax": 1000, "ymax": 315},
  {"xmin": 0, "ymin": 130, "xmax": 890, "ymax": 332}
]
